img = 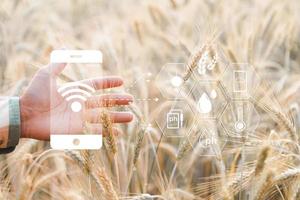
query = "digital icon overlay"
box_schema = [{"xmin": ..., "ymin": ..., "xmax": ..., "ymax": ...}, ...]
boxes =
[
  {"xmin": 222, "ymin": 63, "xmax": 261, "ymax": 99},
  {"xmin": 188, "ymin": 81, "xmax": 228, "ymax": 119},
  {"xmin": 233, "ymin": 70, "xmax": 247, "ymax": 93},
  {"xmin": 155, "ymin": 63, "xmax": 193, "ymax": 100},
  {"xmin": 57, "ymin": 82, "xmax": 95, "ymax": 112},
  {"xmin": 167, "ymin": 109, "xmax": 183, "ymax": 129},
  {"xmin": 170, "ymin": 75, "xmax": 184, "ymax": 88},
  {"xmin": 196, "ymin": 89, "xmax": 218, "ymax": 114},
  {"xmin": 191, "ymin": 45, "xmax": 229, "ymax": 81},
  {"xmin": 197, "ymin": 50, "xmax": 218, "ymax": 76},
  {"xmin": 220, "ymin": 100, "xmax": 261, "ymax": 138},
  {"xmin": 197, "ymin": 131, "xmax": 217, "ymax": 147},
  {"xmin": 234, "ymin": 103, "xmax": 246, "ymax": 132},
  {"xmin": 155, "ymin": 101, "xmax": 194, "ymax": 137},
  {"xmin": 50, "ymin": 50, "xmax": 103, "ymax": 150},
  {"xmin": 186, "ymin": 120, "xmax": 227, "ymax": 157}
]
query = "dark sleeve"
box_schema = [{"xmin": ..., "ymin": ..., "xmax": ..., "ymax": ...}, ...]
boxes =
[{"xmin": 0, "ymin": 146, "xmax": 16, "ymax": 154}]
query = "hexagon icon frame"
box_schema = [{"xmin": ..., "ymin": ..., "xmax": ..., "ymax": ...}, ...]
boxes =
[
  {"xmin": 221, "ymin": 63, "xmax": 262, "ymax": 100},
  {"xmin": 186, "ymin": 120, "xmax": 227, "ymax": 157},
  {"xmin": 187, "ymin": 80, "xmax": 229, "ymax": 120},
  {"xmin": 155, "ymin": 63, "xmax": 194, "ymax": 100},
  {"xmin": 191, "ymin": 44, "xmax": 229, "ymax": 82},
  {"xmin": 154, "ymin": 100, "xmax": 196, "ymax": 138},
  {"xmin": 219, "ymin": 99, "xmax": 261, "ymax": 138}
]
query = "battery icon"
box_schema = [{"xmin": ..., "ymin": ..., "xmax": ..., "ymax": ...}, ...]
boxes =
[{"xmin": 233, "ymin": 70, "xmax": 247, "ymax": 93}]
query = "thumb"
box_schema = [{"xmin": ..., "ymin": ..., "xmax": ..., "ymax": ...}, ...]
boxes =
[
  {"xmin": 48, "ymin": 48, "xmax": 68, "ymax": 76},
  {"xmin": 48, "ymin": 63, "xmax": 67, "ymax": 76}
]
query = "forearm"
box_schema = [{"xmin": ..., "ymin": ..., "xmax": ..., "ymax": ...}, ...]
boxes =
[{"xmin": 0, "ymin": 97, "xmax": 21, "ymax": 154}]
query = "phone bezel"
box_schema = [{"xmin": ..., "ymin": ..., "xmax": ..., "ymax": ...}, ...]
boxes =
[{"xmin": 50, "ymin": 50, "xmax": 103, "ymax": 150}]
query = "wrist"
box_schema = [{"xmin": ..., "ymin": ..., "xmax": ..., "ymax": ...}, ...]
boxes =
[{"xmin": 19, "ymin": 96, "xmax": 30, "ymax": 138}]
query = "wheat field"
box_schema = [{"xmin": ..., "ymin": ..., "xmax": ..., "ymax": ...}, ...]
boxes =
[{"xmin": 1, "ymin": 0, "xmax": 300, "ymax": 199}]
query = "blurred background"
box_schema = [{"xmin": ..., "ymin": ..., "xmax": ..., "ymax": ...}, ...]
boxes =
[{"xmin": 0, "ymin": 0, "xmax": 300, "ymax": 199}]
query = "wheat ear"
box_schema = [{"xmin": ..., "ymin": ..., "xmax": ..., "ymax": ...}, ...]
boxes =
[
  {"xmin": 133, "ymin": 126, "xmax": 147, "ymax": 165},
  {"xmin": 176, "ymin": 137, "xmax": 192, "ymax": 161},
  {"xmin": 254, "ymin": 146, "xmax": 270, "ymax": 176},
  {"xmin": 182, "ymin": 44, "xmax": 209, "ymax": 81},
  {"xmin": 100, "ymin": 110, "xmax": 117, "ymax": 154},
  {"xmin": 96, "ymin": 167, "xmax": 119, "ymax": 200},
  {"xmin": 254, "ymin": 170, "xmax": 275, "ymax": 200}
]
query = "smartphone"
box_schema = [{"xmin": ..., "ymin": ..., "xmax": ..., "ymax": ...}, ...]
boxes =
[{"xmin": 50, "ymin": 50, "xmax": 103, "ymax": 150}]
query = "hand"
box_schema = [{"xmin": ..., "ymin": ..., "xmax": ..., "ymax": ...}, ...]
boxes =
[{"xmin": 20, "ymin": 63, "xmax": 133, "ymax": 140}]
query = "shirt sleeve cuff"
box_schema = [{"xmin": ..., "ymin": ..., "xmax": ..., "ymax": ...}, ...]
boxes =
[{"xmin": 0, "ymin": 97, "xmax": 20, "ymax": 152}]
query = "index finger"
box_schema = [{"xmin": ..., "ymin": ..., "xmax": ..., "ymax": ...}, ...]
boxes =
[{"xmin": 80, "ymin": 76, "xmax": 124, "ymax": 90}]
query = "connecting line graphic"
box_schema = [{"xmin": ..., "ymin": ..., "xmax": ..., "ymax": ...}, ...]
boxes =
[
  {"xmin": 90, "ymin": 97, "xmax": 160, "ymax": 108},
  {"xmin": 122, "ymin": 72, "xmax": 160, "ymax": 103},
  {"xmin": 125, "ymin": 72, "xmax": 152, "ymax": 92},
  {"xmin": 135, "ymin": 98, "xmax": 159, "ymax": 102},
  {"xmin": 97, "ymin": 97, "xmax": 159, "ymax": 102}
]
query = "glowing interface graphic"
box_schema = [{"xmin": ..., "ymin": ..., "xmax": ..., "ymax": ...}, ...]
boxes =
[
  {"xmin": 50, "ymin": 50, "xmax": 103, "ymax": 150},
  {"xmin": 152, "ymin": 45, "xmax": 264, "ymax": 155},
  {"xmin": 57, "ymin": 82, "xmax": 95, "ymax": 112},
  {"xmin": 167, "ymin": 109, "xmax": 183, "ymax": 129}
]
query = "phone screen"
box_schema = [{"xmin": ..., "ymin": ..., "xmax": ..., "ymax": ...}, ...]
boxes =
[{"xmin": 50, "ymin": 50, "xmax": 103, "ymax": 149}]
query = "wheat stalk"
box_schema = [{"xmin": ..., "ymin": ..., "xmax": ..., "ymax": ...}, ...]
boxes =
[
  {"xmin": 133, "ymin": 20, "xmax": 143, "ymax": 45},
  {"xmin": 254, "ymin": 146, "xmax": 270, "ymax": 176},
  {"xmin": 254, "ymin": 170, "xmax": 275, "ymax": 200},
  {"xmin": 133, "ymin": 125, "xmax": 147, "ymax": 165},
  {"xmin": 176, "ymin": 136, "xmax": 192, "ymax": 161},
  {"xmin": 274, "ymin": 111, "xmax": 298, "ymax": 142},
  {"xmin": 100, "ymin": 110, "xmax": 117, "ymax": 155},
  {"xmin": 182, "ymin": 44, "xmax": 209, "ymax": 81},
  {"xmin": 229, "ymin": 149, "xmax": 241, "ymax": 174},
  {"xmin": 95, "ymin": 167, "xmax": 119, "ymax": 200}
]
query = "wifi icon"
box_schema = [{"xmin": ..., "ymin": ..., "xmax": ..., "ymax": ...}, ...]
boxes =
[{"xmin": 57, "ymin": 83, "xmax": 96, "ymax": 112}]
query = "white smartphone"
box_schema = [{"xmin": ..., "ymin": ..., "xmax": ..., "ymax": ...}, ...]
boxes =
[{"xmin": 50, "ymin": 50, "xmax": 103, "ymax": 150}]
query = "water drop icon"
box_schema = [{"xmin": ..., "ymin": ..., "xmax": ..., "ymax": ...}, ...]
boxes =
[
  {"xmin": 197, "ymin": 92, "xmax": 212, "ymax": 114},
  {"xmin": 210, "ymin": 89, "xmax": 217, "ymax": 99}
]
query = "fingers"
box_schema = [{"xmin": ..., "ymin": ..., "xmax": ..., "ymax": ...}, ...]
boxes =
[
  {"xmin": 86, "ymin": 94, "xmax": 133, "ymax": 108},
  {"xmin": 80, "ymin": 76, "xmax": 123, "ymax": 90},
  {"xmin": 85, "ymin": 110, "xmax": 133, "ymax": 124},
  {"xmin": 43, "ymin": 63, "xmax": 123, "ymax": 91}
]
